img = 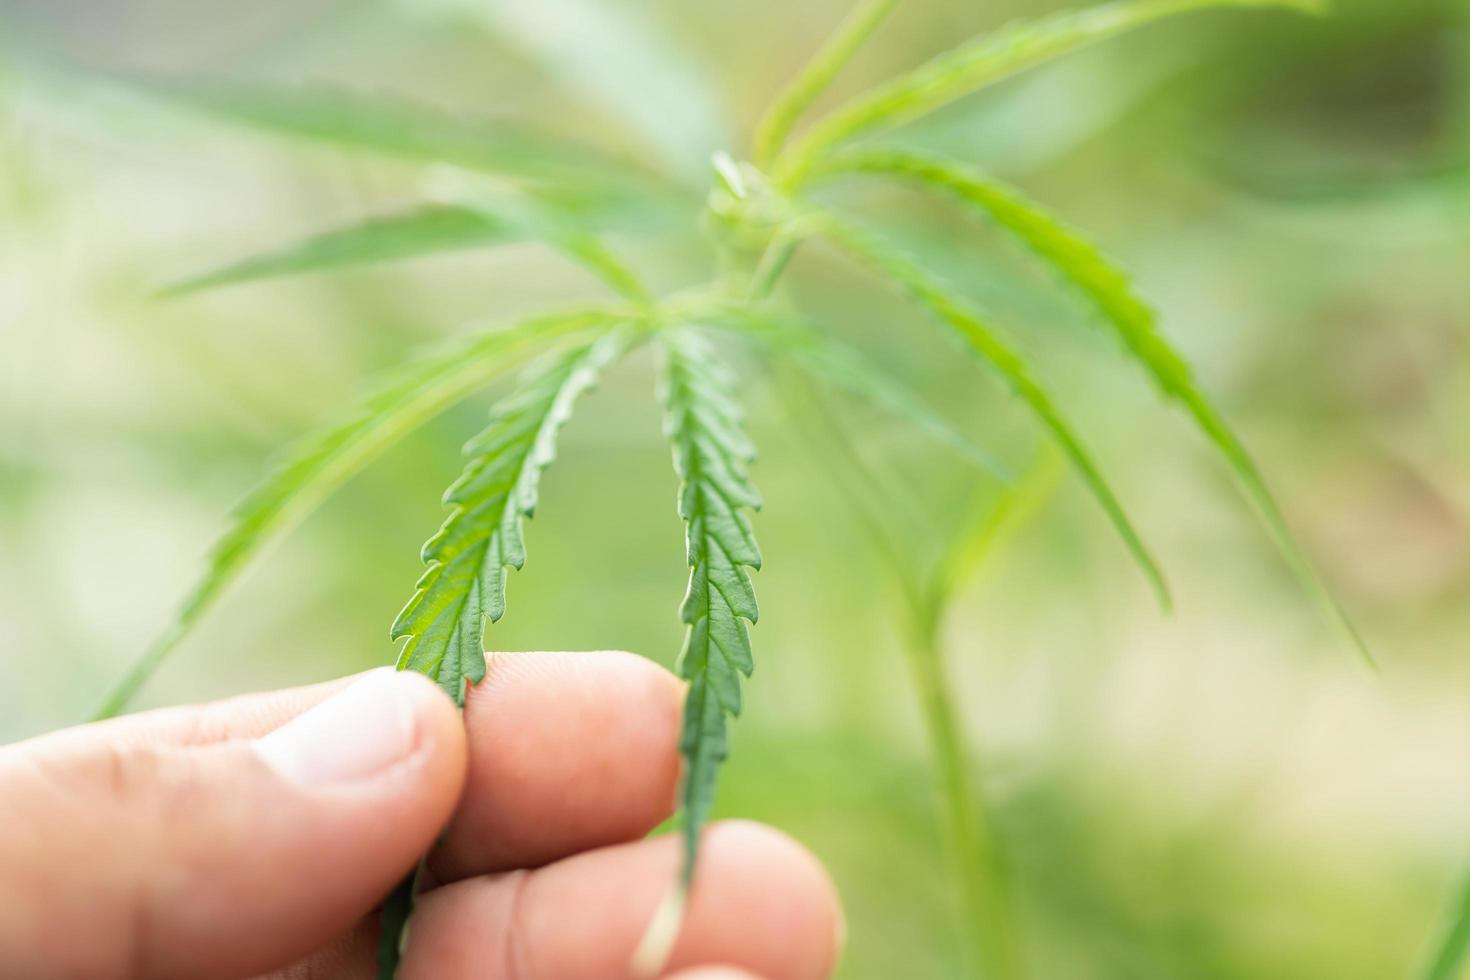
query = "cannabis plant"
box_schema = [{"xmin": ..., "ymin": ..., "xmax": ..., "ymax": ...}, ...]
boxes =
[{"xmin": 85, "ymin": 0, "xmax": 1368, "ymax": 975}]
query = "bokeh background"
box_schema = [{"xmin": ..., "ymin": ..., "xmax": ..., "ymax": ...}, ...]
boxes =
[{"xmin": 3, "ymin": 0, "xmax": 1469, "ymax": 976}]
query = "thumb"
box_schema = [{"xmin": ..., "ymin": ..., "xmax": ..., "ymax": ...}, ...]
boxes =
[{"xmin": 0, "ymin": 668, "xmax": 466, "ymax": 980}]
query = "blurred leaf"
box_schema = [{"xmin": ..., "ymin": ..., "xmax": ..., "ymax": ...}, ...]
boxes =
[
  {"xmin": 813, "ymin": 210, "xmax": 1171, "ymax": 609},
  {"xmin": 775, "ymin": 0, "xmax": 1324, "ymax": 183},
  {"xmin": 660, "ymin": 328, "xmax": 763, "ymax": 891},
  {"xmin": 91, "ymin": 308, "xmax": 622, "ymax": 719},
  {"xmin": 442, "ymin": 182, "xmax": 653, "ymax": 305},
  {"xmin": 706, "ymin": 306, "xmax": 1010, "ymax": 478},
  {"xmin": 932, "ymin": 443, "xmax": 1065, "ymax": 601},
  {"xmin": 140, "ymin": 77, "xmax": 644, "ymax": 184},
  {"xmin": 1420, "ymin": 871, "xmax": 1470, "ymax": 980},
  {"xmin": 819, "ymin": 146, "xmax": 1369, "ymax": 662},
  {"xmin": 404, "ymin": 0, "xmax": 729, "ymax": 181},
  {"xmin": 394, "ymin": 330, "xmax": 631, "ymax": 702},
  {"xmin": 160, "ymin": 205, "xmax": 515, "ymax": 296},
  {"xmin": 752, "ymin": 0, "xmax": 898, "ymax": 167}
]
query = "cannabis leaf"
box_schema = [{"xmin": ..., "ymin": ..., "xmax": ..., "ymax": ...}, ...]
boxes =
[
  {"xmin": 812, "ymin": 209, "xmax": 1170, "ymax": 608},
  {"xmin": 773, "ymin": 0, "xmax": 1324, "ymax": 184},
  {"xmin": 814, "ymin": 145, "xmax": 1369, "ymax": 661},
  {"xmin": 660, "ymin": 329, "xmax": 762, "ymax": 883},
  {"xmin": 751, "ymin": 0, "xmax": 898, "ymax": 167},
  {"xmin": 141, "ymin": 77, "xmax": 644, "ymax": 185},
  {"xmin": 91, "ymin": 309, "xmax": 618, "ymax": 719},
  {"xmin": 163, "ymin": 184, "xmax": 652, "ymax": 306},
  {"xmin": 393, "ymin": 330, "xmax": 632, "ymax": 702},
  {"xmin": 418, "ymin": 0, "xmax": 732, "ymax": 181},
  {"xmin": 160, "ymin": 205, "xmax": 514, "ymax": 296},
  {"xmin": 706, "ymin": 307, "xmax": 1009, "ymax": 477}
]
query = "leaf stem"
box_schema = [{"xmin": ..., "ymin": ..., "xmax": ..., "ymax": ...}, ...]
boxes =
[
  {"xmin": 746, "ymin": 231, "xmax": 802, "ymax": 302},
  {"xmin": 751, "ymin": 0, "xmax": 899, "ymax": 168}
]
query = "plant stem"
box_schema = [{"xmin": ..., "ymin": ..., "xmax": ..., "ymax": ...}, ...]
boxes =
[
  {"xmin": 903, "ymin": 600, "xmax": 1024, "ymax": 980},
  {"xmin": 776, "ymin": 375, "xmax": 1025, "ymax": 978}
]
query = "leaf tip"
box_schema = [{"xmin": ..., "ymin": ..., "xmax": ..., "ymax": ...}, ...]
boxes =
[
  {"xmin": 629, "ymin": 882, "xmax": 687, "ymax": 979},
  {"xmin": 149, "ymin": 281, "xmax": 190, "ymax": 301}
]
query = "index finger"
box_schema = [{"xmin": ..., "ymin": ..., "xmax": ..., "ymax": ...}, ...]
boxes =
[{"xmin": 430, "ymin": 649, "xmax": 684, "ymax": 878}]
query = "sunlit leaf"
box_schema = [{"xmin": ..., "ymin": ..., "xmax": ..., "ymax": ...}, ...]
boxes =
[
  {"xmin": 660, "ymin": 328, "xmax": 762, "ymax": 886},
  {"xmin": 393, "ymin": 330, "xmax": 632, "ymax": 701},
  {"xmin": 705, "ymin": 307, "xmax": 1010, "ymax": 478},
  {"xmin": 405, "ymin": 0, "xmax": 730, "ymax": 181},
  {"xmin": 142, "ymin": 77, "xmax": 644, "ymax": 184},
  {"xmin": 91, "ymin": 309, "xmax": 621, "ymax": 719},
  {"xmin": 775, "ymin": 0, "xmax": 1324, "ymax": 183},
  {"xmin": 752, "ymin": 0, "xmax": 898, "ymax": 167},
  {"xmin": 160, "ymin": 206, "xmax": 514, "ymax": 296},
  {"xmin": 818, "ymin": 145, "xmax": 1370, "ymax": 662},
  {"xmin": 813, "ymin": 209, "xmax": 1171, "ymax": 608}
]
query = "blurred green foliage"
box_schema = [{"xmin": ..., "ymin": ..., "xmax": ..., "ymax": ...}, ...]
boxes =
[{"xmin": 2, "ymin": 0, "xmax": 1469, "ymax": 977}]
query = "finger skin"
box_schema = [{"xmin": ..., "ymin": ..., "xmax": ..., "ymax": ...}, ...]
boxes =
[
  {"xmin": 18, "ymin": 677, "xmax": 355, "ymax": 753},
  {"xmin": 431, "ymin": 650, "xmax": 684, "ymax": 880},
  {"xmin": 34, "ymin": 650, "xmax": 684, "ymax": 883},
  {"xmin": 0, "ymin": 670, "xmax": 465, "ymax": 980},
  {"xmin": 403, "ymin": 821, "xmax": 842, "ymax": 980},
  {"xmin": 664, "ymin": 969, "xmax": 767, "ymax": 980},
  {"xmin": 6, "ymin": 655, "xmax": 825, "ymax": 980}
]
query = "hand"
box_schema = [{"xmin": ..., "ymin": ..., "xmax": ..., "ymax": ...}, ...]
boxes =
[{"xmin": 0, "ymin": 652, "xmax": 842, "ymax": 980}]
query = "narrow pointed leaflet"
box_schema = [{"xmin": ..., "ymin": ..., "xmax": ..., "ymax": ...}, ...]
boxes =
[
  {"xmin": 816, "ymin": 146, "xmax": 1369, "ymax": 662},
  {"xmin": 394, "ymin": 331, "xmax": 630, "ymax": 702},
  {"xmin": 814, "ymin": 210, "xmax": 1171, "ymax": 609},
  {"xmin": 661, "ymin": 330, "xmax": 763, "ymax": 884},
  {"xmin": 91, "ymin": 310, "xmax": 614, "ymax": 719}
]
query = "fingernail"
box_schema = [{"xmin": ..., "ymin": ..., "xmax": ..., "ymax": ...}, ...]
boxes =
[{"xmin": 255, "ymin": 669, "xmax": 423, "ymax": 785}]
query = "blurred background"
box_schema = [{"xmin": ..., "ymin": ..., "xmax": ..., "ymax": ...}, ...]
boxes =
[{"xmin": 2, "ymin": 0, "xmax": 1469, "ymax": 976}]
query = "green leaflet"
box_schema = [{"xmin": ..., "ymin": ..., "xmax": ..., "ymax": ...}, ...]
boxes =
[
  {"xmin": 1421, "ymin": 871, "xmax": 1470, "ymax": 980},
  {"xmin": 704, "ymin": 307, "xmax": 1010, "ymax": 479},
  {"xmin": 660, "ymin": 329, "xmax": 762, "ymax": 884},
  {"xmin": 142, "ymin": 77, "xmax": 640, "ymax": 183},
  {"xmin": 751, "ymin": 0, "xmax": 899, "ymax": 168},
  {"xmin": 774, "ymin": 0, "xmax": 1324, "ymax": 184},
  {"xmin": 425, "ymin": 0, "xmax": 732, "ymax": 181},
  {"xmin": 393, "ymin": 330, "xmax": 631, "ymax": 702},
  {"xmin": 160, "ymin": 205, "xmax": 513, "ymax": 296},
  {"xmin": 441, "ymin": 187, "xmax": 653, "ymax": 308},
  {"xmin": 933, "ymin": 445, "xmax": 1066, "ymax": 604},
  {"xmin": 162, "ymin": 184, "xmax": 652, "ymax": 306},
  {"xmin": 90, "ymin": 309, "xmax": 617, "ymax": 720},
  {"xmin": 816, "ymin": 146, "xmax": 1370, "ymax": 663},
  {"xmin": 814, "ymin": 210, "xmax": 1171, "ymax": 609}
]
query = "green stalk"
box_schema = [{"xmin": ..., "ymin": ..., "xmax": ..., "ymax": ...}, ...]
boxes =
[
  {"xmin": 751, "ymin": 0, "xmax": 900, "ymax": 168},
  {"xmin": 908, "ymin": 448, "xmax": 1060, "ymax": 978},
  {"xmin": 776, "ymin": 375, "xmax": 1025, "ymax": 978},
  {"xmin": 903, "ymin": 597, "xmax": 1024, "ymax": 980}
]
